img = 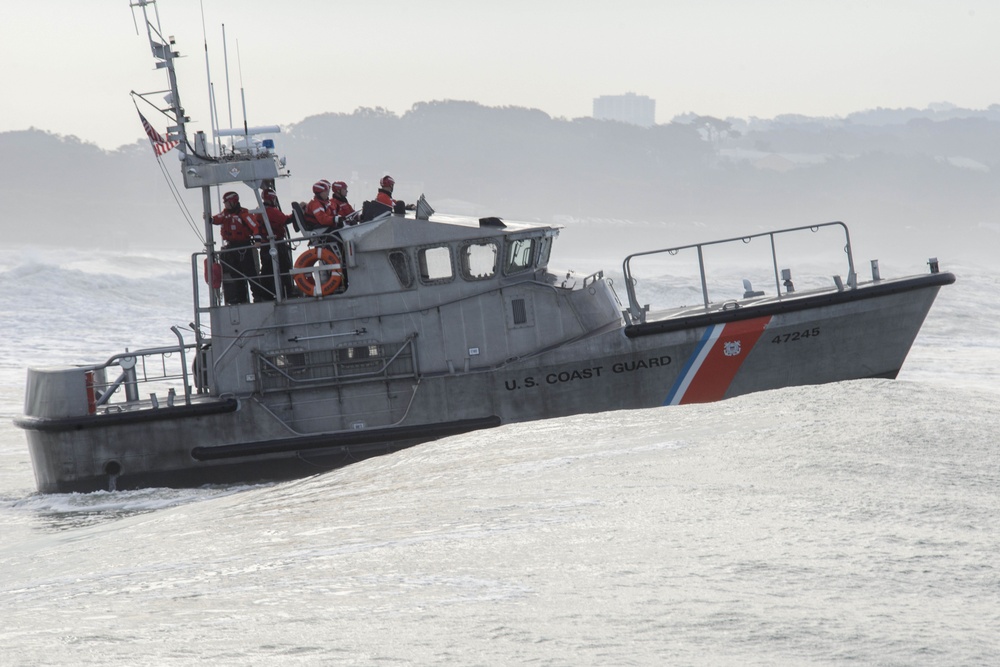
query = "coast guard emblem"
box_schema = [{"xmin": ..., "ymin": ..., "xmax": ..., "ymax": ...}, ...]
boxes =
[{"xmin": 723, "ymin": 340, "xmax": 742, "ymax": 357}]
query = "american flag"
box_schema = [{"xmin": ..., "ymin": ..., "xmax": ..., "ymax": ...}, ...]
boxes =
[{"xmin": 138, "ymin": 111, "xmax": 180, "ymax": 156}]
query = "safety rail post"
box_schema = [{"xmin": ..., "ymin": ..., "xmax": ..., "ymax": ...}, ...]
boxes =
[
  {"xmin": 770, "ymin": 232, "xmax": 782, "ymax": 297},
  {"xmin": 621, "ymin": 257, "xmax": 644, "ymax": 324},
  {"xmin": 120, "ymin": 355, "xmax": 140, "ymax": 403},
  {"xmin": 840, "ymin": 222, "xmax": 856, "ymax": 286},
  {"xmin": 250, "ymin": 185, "xmax": 284, "ymax": 304},
  {"xmin": 170, "ymin": 325, "xmax": 193, "ymax": 404},
  {"xmin": 697, "ymin": 244, "xmax": 709, "ymax": 309},
  {"xmin": 190, "ymin": 252, "xmax": 206, "ymax": 346},
  {"xmin": 202, "ymin": 185, "xmax": 219, "ymax": 308}
]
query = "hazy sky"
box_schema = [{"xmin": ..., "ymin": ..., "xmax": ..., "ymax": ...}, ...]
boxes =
[{"xmin": 2, "ymin": 0, "xmax": 997, "ymax": 149}]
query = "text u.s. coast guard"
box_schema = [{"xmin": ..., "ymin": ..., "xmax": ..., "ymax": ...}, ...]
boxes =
[{"xmin": 504, "ymin": 355, "xmax": 671, "ymax": 391}]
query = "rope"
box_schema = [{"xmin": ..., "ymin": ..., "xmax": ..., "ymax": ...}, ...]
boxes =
[
  {"xmin": 131, "ymin": 95, "xmax": 205, "ymax": 243},
  {"xmin": 154, "ymin": 153, "xmax": 205, "ymax": 243}
]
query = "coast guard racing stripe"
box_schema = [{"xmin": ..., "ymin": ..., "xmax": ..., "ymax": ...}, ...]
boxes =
[{"xmin": 664, "ymin": 316, "xmax": 772, "ymax": 405}]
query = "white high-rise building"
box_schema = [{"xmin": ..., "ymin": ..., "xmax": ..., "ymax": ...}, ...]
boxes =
[{"xmin": 593, "ymin": 93, "xmax": 656, "ymax": 127}]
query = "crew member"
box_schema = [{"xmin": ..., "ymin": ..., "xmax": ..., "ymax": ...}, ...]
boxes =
[
  {"xmin": 375, "ymin": 175, "xmax": 396, "ymax": 208},
  {"xmin": 254, "ymin": 188, "xmax": 294, "ymax": 299},
  {"xmin": 330, "ymin": 181, "xmax": 357, "ymax": 225},
  {"xmin": 304, "ymin": 179, "xmax": 338, "ymax": 231},
  {"xmin": 212, "ymin": 191, "xmax": 263, "ymax": 304},
  {"xmin": 375, "ymin": 174, "xmax": 416, "ymax": 212}
]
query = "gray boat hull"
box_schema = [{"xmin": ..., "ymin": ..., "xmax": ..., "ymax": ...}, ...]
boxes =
[{"xmin": 18, "ymin": 272, "xmax": 951, "ymax": 493}]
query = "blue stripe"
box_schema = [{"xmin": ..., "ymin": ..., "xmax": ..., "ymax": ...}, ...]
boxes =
[{"xmin": 662, "ymin": 324, "xmax": 721, "ymax": 406}]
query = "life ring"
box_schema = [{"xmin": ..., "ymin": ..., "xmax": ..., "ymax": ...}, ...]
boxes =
[{"xmin": 293, "ymin": 247, "xmax": 343, "ymax": 296}]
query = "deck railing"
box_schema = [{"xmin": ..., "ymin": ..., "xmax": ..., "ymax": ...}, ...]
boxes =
[
  {"xmin": 92, "ymin": 326, "xmax": 196, "ymax": 409},
  {"xmin": 621, "ymin": 221, "xmax": 856, "ymax": 324}
]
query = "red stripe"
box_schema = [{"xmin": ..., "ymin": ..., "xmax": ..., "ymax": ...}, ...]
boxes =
[{"xmin": 680, "ymin": 316, "xmax": 771, "ymax": 404}]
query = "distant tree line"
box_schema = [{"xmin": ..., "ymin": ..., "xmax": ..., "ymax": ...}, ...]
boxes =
[{"xmin": 2, "ymin": 100, "xmax": 998, "ymax": 254}]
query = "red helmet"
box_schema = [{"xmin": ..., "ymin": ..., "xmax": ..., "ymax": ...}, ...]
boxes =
[
  {"xmin": 223, "ymin": 191, "xmax": 240, "ymax": 205},
  {"xmin": 331, "ymin": 180, "xmax": 347, "ymax": 192},
  {"xmin": 380, "ymin": 175, "xmax": 395, "ymax": 189},
  {"xmin": 262, "ymin": 189, "xmax": 278, "ymax": 205},
  {"xmin": 312, "ymin": 179, "xmax": 331, "ymax": 194}
]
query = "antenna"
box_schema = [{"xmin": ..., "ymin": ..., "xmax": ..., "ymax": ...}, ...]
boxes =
[
  {"xmin": 237, "ymin": 39, "xmax": 249, "ymax": 138},
  {"xmin": 222, "ymin": 23, "xmax": 234, "ymax": 150},
  {"xmin": 200, "ymin": 0, "xmax": 221, "ymax": 157},
  {"xmin": 209, "ymin": 82, "xmax": 220, "ymax": 154}
]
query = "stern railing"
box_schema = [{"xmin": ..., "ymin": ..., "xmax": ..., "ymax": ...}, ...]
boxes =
[{"xmin": 92, "ymin": 326, "xmax": 197, "ymax": 409}]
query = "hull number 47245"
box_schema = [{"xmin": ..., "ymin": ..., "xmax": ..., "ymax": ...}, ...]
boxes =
[{"xmin": 771, "ymin": 327, "xmax": 820, "ymax": 344}]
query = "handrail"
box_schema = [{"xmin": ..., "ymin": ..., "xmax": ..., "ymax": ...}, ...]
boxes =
[
  {"xmin": 254, "ymin": 335, "xmax": 419, "ymax": 393},
  {"xmin": 92, "ymin": 336, "xmax": 198, "ymax": 408},
  {"xmin": 194, "ymin": 235, "xmax": 301, "ymax": 306},
  {"xmin": 582, "ymin": 270, "xmax": 604, "ymax": 288},
  {"xmin": 621, "ymin": 221, "xmax": 855, "ymax": 324}
]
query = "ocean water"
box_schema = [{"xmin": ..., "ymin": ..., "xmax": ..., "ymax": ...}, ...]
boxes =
[{"xmin": 1, "ymin": 245, "xmax": 998, "ymax": 666}]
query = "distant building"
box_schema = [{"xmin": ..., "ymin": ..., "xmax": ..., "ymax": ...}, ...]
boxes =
[{"xmin": 593, "ymin": 93, "xmax": 656, "ymax": 127}]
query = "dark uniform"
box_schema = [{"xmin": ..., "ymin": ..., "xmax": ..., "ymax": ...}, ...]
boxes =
[
  {"xmin": 212, "ymin": 191, "xmax": 263, "ymax": 304},
  {"xmin": 255, "ymin": 189, "xmax": 294, "ymax": 299}
]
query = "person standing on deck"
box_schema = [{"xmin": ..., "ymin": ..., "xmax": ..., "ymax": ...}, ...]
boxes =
[
  {"xmin": 254, "ymin": 188, "xmax": 294, "ymax": 299},
  {"xmin": 212, "ymin": 191, "xmax": 264, "ymax": 304}
]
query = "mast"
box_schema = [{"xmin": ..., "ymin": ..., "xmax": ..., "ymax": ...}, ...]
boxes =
[
  {"xmin": 130, "ymin": 0, "xmax": 289, "ymax": 308},
  {"xmin": 132, "ymin": 0, "xmax": 189, "ymax": 145}
]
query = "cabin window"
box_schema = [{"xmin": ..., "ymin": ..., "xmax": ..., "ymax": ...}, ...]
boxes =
[
  {"xmin": 337, "ymin": 344, "xmax": 381, "ymax": 362},
  {"xmin": 537, "ymin": 236, "xmax": 552, "ymax": 268},
  {"xmin": 389, "ymin": 250, "xmax": 413, "ymax": 288},
  {"xmin": 418, "ymin": 245, "xmax": 454, "ymax": 283},
  {"xmin": 461, "ymin": 240, "xmax": 499, "ymax": 280},
  {"xmin": 504, "ymin": 237, "xmax": 535, "ymax": 275}
]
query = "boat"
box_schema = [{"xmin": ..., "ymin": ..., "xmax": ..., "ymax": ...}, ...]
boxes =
[{"xmin": 14, "ymin": 2, "xmax": 955, "ymax": 493}]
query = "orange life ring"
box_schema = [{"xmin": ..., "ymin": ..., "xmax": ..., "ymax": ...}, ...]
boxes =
[{"xmin": 293, "ymin": 247, "xmax": 343, "ymax": 296}]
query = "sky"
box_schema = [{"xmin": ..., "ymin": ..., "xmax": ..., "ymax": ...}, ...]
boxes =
[{"xmin": 1, "ymin": 0, "xmax": 998, "ymax": 150}]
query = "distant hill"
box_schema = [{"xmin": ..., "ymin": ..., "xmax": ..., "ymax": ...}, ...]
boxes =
[{"xmin": 2, "ymin": 101, "xmax": 997, "ymax": 264}]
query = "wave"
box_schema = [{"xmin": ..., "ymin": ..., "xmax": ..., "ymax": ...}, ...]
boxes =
[
  {"xmin": 0, "ymin": 246, "xmax": 195, "ymax": 370},
  {"xmin": 4, "ymin": 483, "xmax": 273, "ymax": 533},
  {"xmin": 3, "ymin": 244, "xmax": 191, "ymax": 278},
  {"xmin": 7, "ymin": 378, "xmax": 997, "ymax": 522}
]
